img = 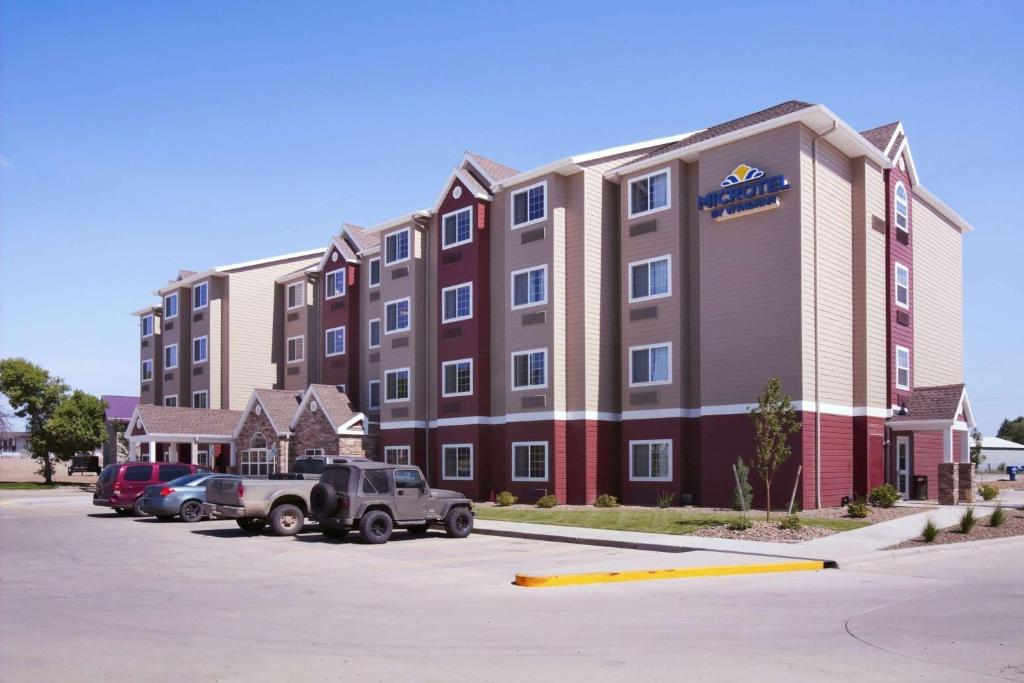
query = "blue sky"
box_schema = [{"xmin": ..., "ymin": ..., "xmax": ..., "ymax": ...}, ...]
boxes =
[{"xmin": 1, "ymin": 1, "xmax": 1021, "ymax": 435}]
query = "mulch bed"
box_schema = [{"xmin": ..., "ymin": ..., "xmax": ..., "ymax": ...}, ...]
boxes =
[
  {"xmin": 887, "ymin": 507, "xmax": 1024, "ymax": 549},
  {"xmin": 688, "ymin": 521, "xmax": 835, "ymax": 543},
  {"xmin": 799, "ymin": 505, "xmax": 921, "ymax": 523}
]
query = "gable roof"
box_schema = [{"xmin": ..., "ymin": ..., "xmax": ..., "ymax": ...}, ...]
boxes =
[
  {"xmin": 128, "ymin": 405, "xmax": 243, "ymax": 439},
  {"xmin": 433, "ymin": 167, "xmax": 492, "ymax": 212},
  {"xmin": 316, "ymin": 235, "xmax": 360, "ymax": 272},
  {"xmin": 341, "ymin": 223, "xmax": 379, "ymax": 253},
  {"xmin": 290, "ymin": 384, "xmax": 365, "ymax": 435},
  {"xmin": 888, "ymin": 383, "xmax": 974, "ymax": 429},
  {"xmin": 234, "ymin": 388, "xmax": 303, "ymax": 438},
  {"xmin": 462, "ymin": 152, "xmax": 520, "ymax": 185},
  {"xmin": 859, "ymin": 121, "xmax": 901, "ymax": 154},
  {"xmin": 102, "ymin": 395, "xmax": 139, "ymax": 422}
]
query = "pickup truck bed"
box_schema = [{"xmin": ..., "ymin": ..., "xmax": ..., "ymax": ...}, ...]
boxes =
[{"xmin": 204, "ymin": 476, "xmax": 318, "ymax": 536}]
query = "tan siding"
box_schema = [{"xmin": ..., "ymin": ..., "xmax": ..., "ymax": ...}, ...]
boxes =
[
  {"xmin": 281, "ymin": 274, "xmax": 311, "ymax": 391},
  {"xmin": 852, "ymin": 159, "xmax": 888, "ymax": 409},
  {"xmin": 913, "ymin": 197, "xmax": 964, "ymax": 386}
]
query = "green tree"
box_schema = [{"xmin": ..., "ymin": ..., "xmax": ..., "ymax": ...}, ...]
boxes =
[
  {"xmin": 970, "ymin": 428, "xmax": 985, "ymax": 468},
  {"xmin": 732, "ymin": 456, "xmax": 753, "ymax": 511},
  {"xmin": 749, "ymin": 377, "xmax": 802, "ymax": 521},
  {"xmin": 42, "ymin": 391, "xmax": 107, "ymax": 466},
  {"xmin": 996, "ymin": 417, "xmax": 1024, "ymax": 445},
  {"xmin": 0, "ymin": 359, "xmax": 68, "ymax": 483}
]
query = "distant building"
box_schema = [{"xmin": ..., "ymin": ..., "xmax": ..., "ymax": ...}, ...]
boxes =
[
  {"xmin": 0, "ymin": 431, "xmax": 31, "ymax": 457},
  {"xmin": 979, "ymin": 436, "xmax": 1024, "ymax": 470}
]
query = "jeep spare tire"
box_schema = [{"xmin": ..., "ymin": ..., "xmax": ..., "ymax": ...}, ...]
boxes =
[
  {"xmin": 444, "ymin": 507, "xmax": 473, "ymax": 538},
  {"xmin": 310, "ymin": 482, "xmax": 338, "ymax": 516}
]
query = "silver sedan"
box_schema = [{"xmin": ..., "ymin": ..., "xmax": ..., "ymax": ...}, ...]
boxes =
[{"xmin": 140, "ymin": 473, "xmax": 241, "ymax": 522}]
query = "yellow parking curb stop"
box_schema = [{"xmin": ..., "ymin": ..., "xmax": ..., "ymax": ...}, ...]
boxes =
[{"xmin": 515, "ymin": 560, "xmax": 825, "ymax": 587}]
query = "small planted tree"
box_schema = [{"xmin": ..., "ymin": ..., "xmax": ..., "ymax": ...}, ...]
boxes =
[
  {"xmin": 969, "ymin": 428, "xmax": 985, "ymax": 469},
  {"xmin": 749, "ymin": 377, "xmax": 802, "ymax": 522},
  {"xmin": 732, "ymin": 457, "xmax": 753, "ymax": 512}
]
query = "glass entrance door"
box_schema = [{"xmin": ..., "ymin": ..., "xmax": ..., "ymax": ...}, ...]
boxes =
[{"xmin": 896, "ymin": 436, "xmax": 910, "ymax": 498}]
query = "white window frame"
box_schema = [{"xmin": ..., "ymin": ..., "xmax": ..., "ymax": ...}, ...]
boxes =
[
  {"xmin": 511, "ymin": 348, "xmax": 548, "ymax": 391},
  {"xmin": 894, "ymin": 181, "xmax": 909, "ymax": 234},
  {"xmin": 442, "ymin": 444, "xmax": 474, "ymax": 480},
  {"xmin": 511, "ymin": 441, "xmax": 549, "ymax": 481},
  {"xmin": 384, "ymin": 297, "xmax": 411, "ymax": 335},
  {"xmin": 629, "ymin": 342, "xmax": 672, "ymax": 387},
  {"xmin": 141, "ymin": 359, "xmax": 153, "ymax": 382},
  {"xmin": 286, "ymin": 281, "xmax": 305, "ymax": 309},
  {"xmin": 384, "ymin": 446, "xmax": 411, "ymax": 466},
  {"xmin": 196, "ymin": 449, "xmax": 211, "ymax": 468},
  {"xmin": 164, "ymin": 395, "xmax": 178, "ymax": 408},
  {"xmin": 628, "ymin": 439, "xmax": 673, "ymax": 482},
  {"xmin": 164, "ymin": 343, "xmax": 178, "ymax": 370},
  {"xmin": 628, "ymin": 254, "xmax": 672, "ymax": 303},
  {"xmin": 895, "ymin": 345, "xmax": 910, "ymax": 390},
  {"xmin": 239, "ymin": 448, "xmax": 275, "ymax": 477},
  {"xmin": 325, "ymin": 326, "xmax": 346, "ymax": 357},
  {"xmin": 368, "ymin": 318, "xmax": 381, "ymax": 349},
  {"xmin": 368, "ymin": 257, "xmax": 381, "ymax": 288},
  {"xmin": 192, "ymin": 335, "xmax": 208, "ymax": 364},
  {"xmin": 441, "ymin": 358, "xmax": 474, "ymax": 398},
  {"xmin": 384, "ymin": 227, "xmax": 411, "ymax": 266},
  {"xmin": 894, "ymin": 262, "xmax": 910, "ymax": 309},
  {"xmin": 325, "ymin": 269, "xmax": 346, "ymax": 300},
  {"xmin": 192, "ymin": 281, "xmax": 209, "ymax": 311},
  {"xmin": 305, "ymin": 448, "xmax": 325, "ymax": 457},
  {"xmin": 368, "ymin": 379, "xmax": 381, "ymax": 410},
  {"xmin": 192, "ymin": 390, "xmax": 208, "ymax": 409},
  {"xmin": 510, "ymin": 264, "xmax": 548, "ymax": 310},
  {"xmin": 510, "ymin": 180, "xmax": 548, "ymax": 229},
  {"xmin": 441, "ymin": 206, "xmax": 473, "ymax": 250},
  {"xmin": 164, "ymin": 292, "xmax": 179, "ymax": 320},
  {"xmin": 141, "ymin": 314, "xmax": 154, "ymax": 338},
  {"xmin": 384, "ymin": 368, "xmax": 411, "ymax": 403},
  {"xmin": 287, "ymin": 335, "xmax": 305, "ymax": 364},
  {"xmin": 628, "ymin": 167, "xmax": 672, "ymax": 219},
  {"xmin": 441, "ymin": 282, "xmax": 473, "ymax": 323}
]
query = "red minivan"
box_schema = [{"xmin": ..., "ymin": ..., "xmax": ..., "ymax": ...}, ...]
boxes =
[{"xmin": 93, "ymin": 462, "xmax": 204, "ymax": 516}]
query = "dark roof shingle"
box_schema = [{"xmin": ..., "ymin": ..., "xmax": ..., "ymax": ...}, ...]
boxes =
[
  {"xmin": 889, "ymin": 384, "xmax": 965, "ymax": 422},
  {"xmin": 307, "ymin": 384, "xmax": 358, "ymax": 430},
  {"xmin": 464, "ymin": 152, "xmax": 520, "ymax": 182},
  {"xmin": 342, "ymin": 223, "xmax": 379, "ymax": 252},
  {"xmin": 860, "ymin": 121, "xmax": 900, "ymax": 153},
  {"xmin": 253, "ymin": 388, "xmax": 303, "ymax": 434},
  {"xmin": 136, "ymin": 405, "xmax": 243, "ymax": 436}
]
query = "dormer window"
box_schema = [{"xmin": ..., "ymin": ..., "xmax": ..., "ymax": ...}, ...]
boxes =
[{"xmin": 894, "ymin": 182, "xmax": 909, "ymax": 234}]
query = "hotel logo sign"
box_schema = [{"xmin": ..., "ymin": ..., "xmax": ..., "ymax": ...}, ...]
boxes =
[{"xmin": 698, "ymin": 164, "xmax": 790, "ymax": 221}]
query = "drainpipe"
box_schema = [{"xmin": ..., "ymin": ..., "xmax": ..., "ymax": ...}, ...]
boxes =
[{"xmin": 812, "ymin": 120, "xmax": 837, "ymax": 509}]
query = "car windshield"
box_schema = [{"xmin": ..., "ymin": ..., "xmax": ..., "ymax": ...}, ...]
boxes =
[
  {"xmin": 322, "ymin": 466, "xmax": 351, "ymax": 491},
  {"xmin": 165, "ymin": 473, "xmax": 206, "ymax": 487},
  {"xmin": 292, "ymin": 458, "xmax": 325, "ymax": 475}
]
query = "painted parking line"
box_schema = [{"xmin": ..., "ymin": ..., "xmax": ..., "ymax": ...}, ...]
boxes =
[{"xmin": 515, "ymin": 560, "xmax": 825, "ymax": 588}]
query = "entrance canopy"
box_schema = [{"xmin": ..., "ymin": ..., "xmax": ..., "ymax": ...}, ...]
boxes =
[
  {"xmin": 887, "ymin": 383, "xmax": 975, "ymax": 464},
  {"xmin": 126, "ymin": 405, "xmax": 243, "ymax": 461}
]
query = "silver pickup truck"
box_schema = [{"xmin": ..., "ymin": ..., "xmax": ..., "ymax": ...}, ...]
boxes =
[{"xmin": 202, "ymin": 456, "xmax": 348, "ymax": 536}]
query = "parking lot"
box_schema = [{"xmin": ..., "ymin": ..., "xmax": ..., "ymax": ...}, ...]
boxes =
[{"xmin": 2, "ymin": 489, "xmax": 1022, "ymax": 682}]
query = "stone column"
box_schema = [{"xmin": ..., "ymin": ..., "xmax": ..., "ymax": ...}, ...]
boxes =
[
  {"xmin": 957, "ymin": 462, "xmax": 975, "ymax": 503},
  {"xmin": 938, "ymin": 462, "xmax": 959, "ymax": 505}
]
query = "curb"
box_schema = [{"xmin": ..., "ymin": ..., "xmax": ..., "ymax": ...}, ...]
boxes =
[
  {"xmin": 835, "ymin": 534, "xmax": 1024, "ymax": 567},
  {"xmin": 515, "ymin": 560, "xmax": 826, "ymax": 587}
]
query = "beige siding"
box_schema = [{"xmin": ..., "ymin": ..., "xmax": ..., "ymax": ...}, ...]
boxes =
[
  {"xmin": 281, "ymin": 274, "xmax": 311, "ymax": 391},
  {"xmin": 913, "ymin": 196, "xmax": 964, "ymax": 386},
  {"xmin": 852, "ymin": 158, "xmax": 888, "ymax": 409}
]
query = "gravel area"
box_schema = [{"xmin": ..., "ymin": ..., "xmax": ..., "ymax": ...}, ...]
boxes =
[
  {"xmin": 478, "ymin": 501, "xmax": 915, "ymax": 523},
  {"xmin": 688, "ymin": 520, "xmax": 836, "ymax": 543},
  {"xmin": 799, "ymin": 505, "xmax": 922, "ymax": 523},
  {"xmin": 887, "ymin": 507, "xmax": 1024, "ymax": 549}
]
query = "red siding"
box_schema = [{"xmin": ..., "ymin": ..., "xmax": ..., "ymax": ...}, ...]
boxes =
[
  {"xmin": 912, "ymin": 429, "xmax": 943, "ymax": 499},
  {"xmin": 886, "ymin": 166, "xmax": 914, "ymax": 408},
  {"xmin": 619, "ymin": 418, "xmax": 686, "ymax": 506},
  {"xmin": 853, "ymin": 416, "xmax": 886, "ymax": 497}
]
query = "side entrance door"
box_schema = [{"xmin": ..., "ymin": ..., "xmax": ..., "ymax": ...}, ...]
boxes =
[{"xmin": 896, "ymin": 436, "xmax": 911, "ymax": 499}]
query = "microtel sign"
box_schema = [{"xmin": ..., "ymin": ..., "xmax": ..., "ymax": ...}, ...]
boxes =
[{"xmin": 697, "ymin": 164, "xmax": 790, "ymax": 220}]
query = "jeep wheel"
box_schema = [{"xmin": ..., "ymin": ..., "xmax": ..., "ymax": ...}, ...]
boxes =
[
  {"xmin": 407, "ymin": 523, "xmax": 430, "ymax": 535},
  {"xmin": 236, "ymin": 518, "xmax": 267, "ymax": 533},
  {"xmin": 179, "ymin": 500, "xmax": 204, "ymax": 523},
  {"xmin": 270, "ymin": 504, "xmax": 304, "ymax": 536},
  {"xmin": 323, "ymin": 527, "xmax": 349, "ymax": 541},
  {"xmin": 359, "ymin": 510, "xmax": 393, "ymax": 544},
  {"xmin": 132, "ymin": 498, "xmax": 149, "ymax": 517},
  {"xmin": 444, "ymin": 507, "xmax": 473, "ymax": 538}
]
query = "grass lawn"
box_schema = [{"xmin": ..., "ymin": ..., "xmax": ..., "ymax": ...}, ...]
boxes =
[
  {"xmin": 0, "ymin": 482, "xmax": 64, "ymax": 490},
  {"xmin": 474, "ymin": 506, "xmax": 870, "ymax": 535}
]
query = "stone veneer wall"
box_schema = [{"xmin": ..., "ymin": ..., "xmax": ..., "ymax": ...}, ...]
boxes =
[{"xmin": 235, "ymin": 407, "xmax": 290, "ymax": 473}]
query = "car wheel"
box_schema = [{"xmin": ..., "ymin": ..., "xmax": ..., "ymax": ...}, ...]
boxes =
[
  {"xmin": 443, "ymin": 507, "xmax": 473, "ymax": 538},
  {"xmin": 236, "ymin": 518, "xmax": 267, "ymax": 533},
  {"xmin": 132, "ymin": 498, "xmax": 149, "ymax": 517},
  {"xmin": 322, "ymin": 527, "xmax": 349, "ymax": 540},
  {"xmin": 407, "ymin": 524, "xmax": 430, "ymax": 535},
  {"xmin": 359, "ymin": 510, "xmax": 393, "ymax": 544},
  {"xmin": 270, "ymin": 504, "xmax": 305, "ymax": 536},
  {"xmin": 179, "ymin": 500, "xmax": 204, "ymax": 523},
  {"xmin": 114, "ymin": 507, "xmax": 133, "ymax": 516}
]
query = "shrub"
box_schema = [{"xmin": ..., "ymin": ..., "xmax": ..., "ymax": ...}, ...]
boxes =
[
  {"xmin": 978, "ymin": 483, "xmax": 999, "ymax": 502},
  {"xmin": 495, "ymin": 491, "xmax": 517, "ymax": 507},
  {"xmin": 727, "ymin": 516, "xmax": 753, "ymax": 531},
  {"xmin": 847, "ymin": 500, "xmax": 869, "ymax": 518},
  {"xmin": 921, "ymin": 519, "xmax": 939, "ymax": 543},
  {"xmin": 655, "ymin": 491, "xmax": 675, "ymax": 509},
  {"xmin": 958, "ymin": 507, "xmax": 977, "ymax": 534},
  {"xmin": 594, "ymin": 493, "xmax": 619, "ymax": 508},
  {"xmin": 779, "ymin": 514, "xmax": 803, "ymax": 531},
  {"xmin": 536, "ymin": 495, "xmax": 557, "ymax": 509},
  {"xmin": 867, "ymin": 484, "xmax": 901, "ymax": 508},
  {"xmin": 990, "ymin": 505, "xmax": 1006, "ymax": 527},
  {"xmin": 732, "ymin": 457, "xmax": 753, "ymax": 511}
]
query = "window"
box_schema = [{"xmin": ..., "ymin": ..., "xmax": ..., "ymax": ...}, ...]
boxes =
[
  {"xmin": 512, "ymin": 442, "xmax": 548, "ymax": 481},
  {"xmin": 442, "ymin": 444, "xmax": 473, "ymax": 480},
  {"xmin": 287, "ymin": 336, "xmax": 304, "ymax": 364},
  {"xmin": 442, "ymin": 207, "xmax": 472, "ymax": 248},
  {"xmin": 239, "ymin": 449, "xmax": 275, "ymax": 477},
  {"xmin": 325, "ymin": 327, "xmax": 346, "ymax": 357},
  {"xmin": 141, "ymin": 314, "xmax": 154, "ymax": 337},
  {"xmin": 325, "ymin": 269, "xmax": 345, "ymax": 299},
  {"xmin": 630, "ymin": 440, "xmax": 672, "ymax": 481},
  {"xmin": 287, "ymin": 281, "xmax": 304, "ymax": 309},
  {"xmin": 196, "ymin": 450, "xmax": 211, "ymax": 468},
  {"xmin": 629, "ymin": 255, "xmax": 671, "ymax": 302},
  {"xmin": 192, "ymin": 336, "xmax": 208, "ymax": 364},
  {"xmin": 305, "ymin": 448, "xmax": 325, "ymax": 456},
  {"xmin": 395, "ymin": 469, "xmax": 424, "ymax": 489},
  {"xmin": 385, "ymin": 228, "xmax": 410, "ymax": 265},
  {"xmin": 164, "ymin": 292, "xmax": 178, "ymax": 319},
  {"xmin": 895, "ymin": 263, "xmax": 909, "ymax": 309},
  {"xmin": 511, "ymin": 181, "xmax": 546, "ymax": 228},
  {"xmin": 141, "ymin": 359, "xmax": 153, "ymax": 382},
  {"xmin": 164, "ymin": 343, "xmax": 178, "ymax": 370},
  {"xmin": 193, "ymin": 281, "xmax": 208, "ymax": 311},
  {"xmin": 511, "ymin": 265, "xmax": 547, "ymax": 309},
  {"xmin": 896, "ymin": 345, "xmax": 910, "ymax": 390},
  {"xmin": 192, "ymin": 391, "xmax": 208, "ymax": 409},
  {"xmin": 124, "ymin": 465, "xmax": 153, "ymax": 482},
  {"xmin": 442, "ymin": 359, "xmax": 473, "ymax": 397},
  {"xmin": 895, "ymin": 182, "xmax": 909, "ymax": 233},
  {"xmin": 384, "ymin": 446, "xmax": 410, "ymax": 465},
  {"xmin": 368, "ymin": 380, "xmax": 381, "ymax": 410},
  {"xmin": 164, "ymin": 395, "xmax": 178, "ymax": 407},
  {"xmin": 511, "ymin": 349, "xmax": 547, "ymax": 390},
  {"xmin": 250, "ymin": 433, "xmax": 267, "ymax": 449},
  {"xmin": 368, "ymin": 319, "xmax": 381, "ymax": 348},
  {"xmin": 385, "ymin": 368, "xmax": 410, "ymax": 402},
  {"xmin": 442, "ymin": 283, "xmax": 472, "ymax": 323},
  {"xmin": 630, "ymin": 343, "xmax": 671, "ymax": 386},
  {"xmin": 158, "ymin": 464, "xmax": 192, "ymax": 481},
  {"xmin": 385, "ymin": 298, "xmax": 411, "ymax": 334},
  {"xmin": 369, "ymin": 258, "xmax": 381, "ymax": 287},
  {"xmin": 362, "ymin": 469, "xmax": 392, "ymax": 494},
  {"xmin": 629, "ymin": 168, "xmax": 670, "ymax": 217}
]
